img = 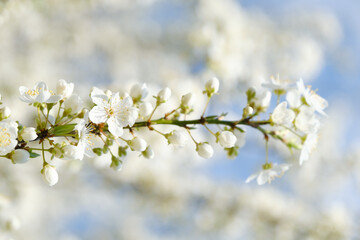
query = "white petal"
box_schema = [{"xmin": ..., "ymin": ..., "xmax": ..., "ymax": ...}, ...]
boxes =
[
  {"xmin": 245, "ymin": 173, "xmax": 258, "ymax": 183},
  {"xmin": 19, "ymin": 86, "xmax": 29, "ymax": 95},
  {"xmin": 89, "ymin": 106, "xmax": 108, "ymax": 124},
  {"xmin": 36, "ymin": 88, "xmax": 51, "ymax": 103},
  {"xmin": 91, "ymin": 87, "xmax": 108, "ymax": 106},
  {"xmin": 256, "ymin": 171, "xmax": 269, "ymax": 185},
  {"xmin": 110, "ymin": 92, "xmax": 121, "ymax": 106},
  {"xmin": 107, "ymin": 116, "xmax": 123, "ymax": 137},
  {"xmin": 47, "ymin": 95, "xmax": 62, "ymax": 103}
]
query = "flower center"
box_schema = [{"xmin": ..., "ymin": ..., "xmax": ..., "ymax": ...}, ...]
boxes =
[
  {"xmin": 0, "ymin": 126, "xmax": 12, "ymax": 147},
  {"xmin": 26, "ymin": 89, "xmax": 40, "ymax": 97},
  {"xmin": 106, "ymin": 107, "xmax": 115, "ymax": 117}
]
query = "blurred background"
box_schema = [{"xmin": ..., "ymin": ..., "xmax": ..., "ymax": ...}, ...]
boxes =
[{"xmin": 0, "ymin": 0, "xmax": 359, "ymax": 239}]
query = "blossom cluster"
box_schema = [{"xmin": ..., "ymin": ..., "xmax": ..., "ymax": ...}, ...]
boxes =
[{"xmin": 0, "ymin": 76, "xmax": 327, "ymax": 186}]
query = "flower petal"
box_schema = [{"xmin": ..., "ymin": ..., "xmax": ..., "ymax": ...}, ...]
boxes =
[
  {"xmin": 107, "ymin": 116, "xmax": 123, "ymax": 137},
  {"xmin": 89, "ymin": 106, "xmax": 108, "ymax": 124},
  {"xmin": 91, "ymin": 87, "xmax": 108, "ymax": 107}
]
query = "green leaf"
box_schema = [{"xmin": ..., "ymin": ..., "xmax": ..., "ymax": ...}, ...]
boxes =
[
  {"xmin": 52, "ymin": 124, "xmax": 76, "ymax": 135},
  {"xmin": 29, "ymin": 152, "xmax": 41, "ymax": 158}
]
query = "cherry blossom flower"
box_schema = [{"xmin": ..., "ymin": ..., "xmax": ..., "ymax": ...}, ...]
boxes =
[
  {"xmin": 89, "ymin": 87, "xmax": 138, "ymax": 137},
  {"xmin": 297, "ymin": 78, "xmax": 328, "ymax": 116},
  {"xmin": 262, "ymin": 74, "xmax": 290, "ymax": 93},
  {"xmin": 19, "ymin": 82, "xmax": 62, "ymax": 104},
  {"xmin": 295, "ymin": 106, "xmax": 320, "ymax": 134},
  {"xmin": 75, "ymin": 116, "xmax": 97, "ymax": 160},
  {"xmin": 0, "ymin": 120, "xmax": 18, "ymax": 155},
  {"xmin": 246, "ymin": 163, "xmax": 291, "ymax": 185}
]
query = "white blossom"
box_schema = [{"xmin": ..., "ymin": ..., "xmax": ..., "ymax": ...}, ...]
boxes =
[
  {"xmin": 0, "ymin": 120, "xmax": 18, "ymax": 155},
  {"xmin": 19, "ymin": 82, "xmax": 62, "ymax": 104},
  {"xmin": 139, "ymin": 102, "xmax": 153, "ymax": 117},
  {"xmin": 196, "ymin": 143, "xmax": 214, "ymax": 158},
  {"xmin": 217, "ymin": 131, "xmax": 237, "ymax": 148},
  {"xmin": 56, "ymin": 79, "xmax": 74, "ymax": 100},
  {"xmin": 129, "ymin": 137, "xmax": 147, "ymax": 152},
  {"xmin": 299, "ymin": 133, "xmax": 318, "ymax": 165},
  {"xmin": 21, "ymin": 127, "xmax": 37, "ymax": 142},
  {"xmin": 205, "ymin": 77, "xmax": 220, "ymax": 95},
  {"xmin": 295, "ymin": 106, "xmax": 320, "ymax": 134},
  {"xmin": 75, "ymin": 116, "xmax": 97, "ymax": 160},
  {"xmin": 167, "ymin": 130, "xmax": 188, "ymax": 147},
  {"xmin": 262, "ymin": 75, "xmax": 290, "ymax": 92},
  {"xmin": 271, "ymin": 102, "xmax": 295, "ymax": 125},
  {"xmin": 41, "ymin": 165, "xmax": 59, "ymax": 186},
  {"xmin": 157, "ymin": 87, "xmax": 171, "ymax": 103},
  {"xmin": 64, "ymin": 94, "xmax": 83, "ymax": 113},
  {"xmin": 12, "ymin": 149, "xmax": 30, "ymax": 164},
  {"xmin": 89, "ymin": 87, "xmax": 138, "ymax": 137},
  {"xmin": 246, "ymin": 163, "xmax": 291, "ymax": 185},
  {"xmin": 297, "ymin": 78, "xmax": 328, "ymax": 116},
  {"xmin": 130, "ymin": 83, "xmax": 148, "ymax": 101}
]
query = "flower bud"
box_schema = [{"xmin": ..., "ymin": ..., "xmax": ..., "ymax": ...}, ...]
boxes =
[
  {"xmin": 196, "ymin": 143, "xmax": 214, "ymax": 158},
  {"xmin": 62, "ymin": 145, "xmax": 81, "ymax": 160},
  {"xmin": 253, "ymin": 90, "xmax": 271, "ymax": 111},
  {"xmin": 142, "ymin": 146, "xmax": 154, "ymax": 159},
  {"xmin": 243, "ymin": 105, "xmax": 254, "ymax": 117},
  {"xmin": 11, "ymin": 149, "xmax": 30, "ymax": 164},
  {"xmin": 271, "ymin": 101, "xmax": 295, "ymax": 125},
  {"xmin": 166, "ymin": 130, "xmax": 187, "ymax": 147},
  {"xmin": 130, "ymin": 83, "xmax": 148, "ymax": 102},
  {"xmin": 157, "ymin": 87, "xmax": 171, "ymax": 103},
  {"xmin": 139, "ymin": 102, "xmax": 153, "ymax": 117},
  {"xmin": 0, "ymin": 106, "xmax": 11, "ymax": 119},
  {"xmin": 41, "ymin": 165, "xmax": 59, "ymax": 186},
  {"xmin": 129, "ymin": 137, "xmax": 147, "ymax": 152},
  {"xmin": 21, "ymin": 127, "xmax": 37, "ymax": 142},
  {"xmin": 64, "ymin": 94, "xmax": 83, "ymax": 113},
  {"xmin": 181, "ymin": 93, "xmax": 194, "ymax": 107},
  {"xmin": 57, "ymin": 79, "xmax": 74, "ymax": 99},
  {"xmin": 204, "ymin": 77, "xmax": 219, "ymax": 96},
  {"xmin": 217, "ymin": 131, "xmax": 237, "ymax": 148}
]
